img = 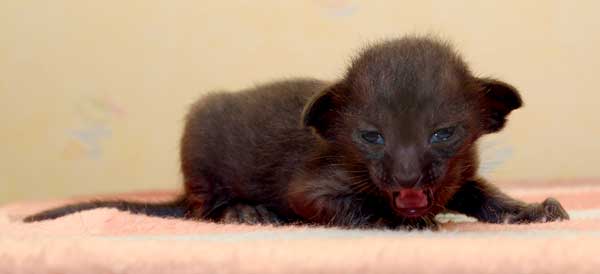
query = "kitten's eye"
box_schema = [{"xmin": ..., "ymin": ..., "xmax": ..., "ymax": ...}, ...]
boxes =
[
  {"xmin": 361, "ymin": 131, "xmax": 385, "ymax": 145},
  {"xmin": 430, "ymin": 127, "xmax": 456, "ymax": 144}
]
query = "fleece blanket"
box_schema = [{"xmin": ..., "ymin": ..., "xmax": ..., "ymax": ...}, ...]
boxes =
[{"xmin": 1, "ymin": 179, "xmax": 600, "ymax": 274}]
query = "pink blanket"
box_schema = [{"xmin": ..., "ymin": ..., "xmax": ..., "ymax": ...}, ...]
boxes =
[{"xmin": 1, "ymin": 180, "xmax": 599, "ymax": 273}]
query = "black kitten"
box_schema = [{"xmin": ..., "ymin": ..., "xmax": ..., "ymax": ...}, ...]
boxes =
[{"xmin": 25, "ymin": 35, "xmax": 569, "ymax": 229}]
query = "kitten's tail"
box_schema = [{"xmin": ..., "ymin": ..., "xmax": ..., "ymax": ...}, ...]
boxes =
[{"xmin": 22, "ymin": 196, "xmax": 188, "ymax": 222}]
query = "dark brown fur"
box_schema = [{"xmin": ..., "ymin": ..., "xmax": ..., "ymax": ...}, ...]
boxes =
[{"xmin": 25, "ymin": 36, "xmax": 569, "ymax": 229}]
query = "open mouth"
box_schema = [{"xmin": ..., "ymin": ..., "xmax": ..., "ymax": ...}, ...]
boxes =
[{"xmin": 390, "ymin": 188, "xmax": 433, "ymax": 218}]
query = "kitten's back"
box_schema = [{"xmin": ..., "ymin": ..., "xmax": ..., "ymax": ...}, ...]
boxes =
[{"xmin": 180, "ymin": 78, "xmax": 329, "ymax": 202}]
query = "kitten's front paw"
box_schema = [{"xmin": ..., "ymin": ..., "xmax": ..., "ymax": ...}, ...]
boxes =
[
  {"xmin": 381, "ymin": 217, "xmax": 439, "ymax": 231},
  {"xmin": 220, "ymin": 204, "xmax": 282, "ymax": 225},
  {"xmin": 506, "ymin": 197, "xmax": 569, "ymax": 224}
]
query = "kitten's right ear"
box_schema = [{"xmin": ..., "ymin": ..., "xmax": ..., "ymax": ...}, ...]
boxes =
[{"xmin": 301, "ymin": 83, "xmax": 345, "ymax": 137}]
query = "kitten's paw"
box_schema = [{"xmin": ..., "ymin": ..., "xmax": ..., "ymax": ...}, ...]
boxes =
[
  {"xmin": 403, "ymin": 219, "xmax": 440, "ymax": 231},
  {"xmin": 220, "ymin": 204, "xmax": 282, "ymax": 225},
  {"xmin": 505, "ymin": 197, "xmax": 570, "ymax": 224},
  {"xmin": 381, "ymin": 217, "xmax": 439, "ymax": 231}
]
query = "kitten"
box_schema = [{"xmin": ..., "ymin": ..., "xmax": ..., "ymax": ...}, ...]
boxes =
[{"xmin": 25, "ymin": 36, "xmax": 569, "ymax": 229}]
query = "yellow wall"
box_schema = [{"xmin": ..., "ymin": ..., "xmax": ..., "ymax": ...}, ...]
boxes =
[{"xmin": 1, "ymin": 1, "xmax": 599, "ymax": 203}]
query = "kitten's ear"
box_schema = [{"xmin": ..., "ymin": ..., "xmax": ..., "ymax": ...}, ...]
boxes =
[
  {"xmin": 479, "ymin": 78, "xmax": 523, "ymax": 133},
  {"xmin": 301, "ymin": 83, "xmax": 345, "ymax": 138}
]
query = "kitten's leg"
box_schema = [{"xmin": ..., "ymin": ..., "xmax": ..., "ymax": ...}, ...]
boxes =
[
  {"xmin": 184, "ymin": 175, "xmax": 282, "ymax": 225},
  {"xmin": 446, "ymin": 178, "xmax": 569, "ymax": 223},
  {"xmin": 185, "ymin": 192, "xmax": 283, "ymax": 225},
  {"xmin": 288, "ymin": 177, "xmax": 375, "ymax": 227}
]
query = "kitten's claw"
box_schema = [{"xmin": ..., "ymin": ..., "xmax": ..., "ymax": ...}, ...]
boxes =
[{"xmin": 505, "ymin": 197, "xmax": 569, "ymax": 224}]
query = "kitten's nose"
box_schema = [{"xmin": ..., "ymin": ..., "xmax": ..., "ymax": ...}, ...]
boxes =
[
  {"xmin": 391, "ymin": 145, "xmax": 422, "ymax": 188},
  {"xmin": 392, "ymin": 172, "xmax": 421, "ymax": 188}
]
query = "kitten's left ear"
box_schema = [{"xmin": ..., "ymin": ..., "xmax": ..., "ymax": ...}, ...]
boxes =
[
  {"xmin": 301, "ymin": 82, "xmax": 346, "ymax": 139},
  {"xmin": 478, "ymin": 78, "xmax": 523, "ymax": 133}
]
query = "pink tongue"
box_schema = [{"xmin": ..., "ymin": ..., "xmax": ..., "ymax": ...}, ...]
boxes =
[{"xmin": 395, "ymin": 189, "xmax": 428, "ymax": 209}]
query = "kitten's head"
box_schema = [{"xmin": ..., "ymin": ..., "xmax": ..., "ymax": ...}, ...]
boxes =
[{"xmin": 302, "ymin": 36, "xmax": 522, "ymax": 218}]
